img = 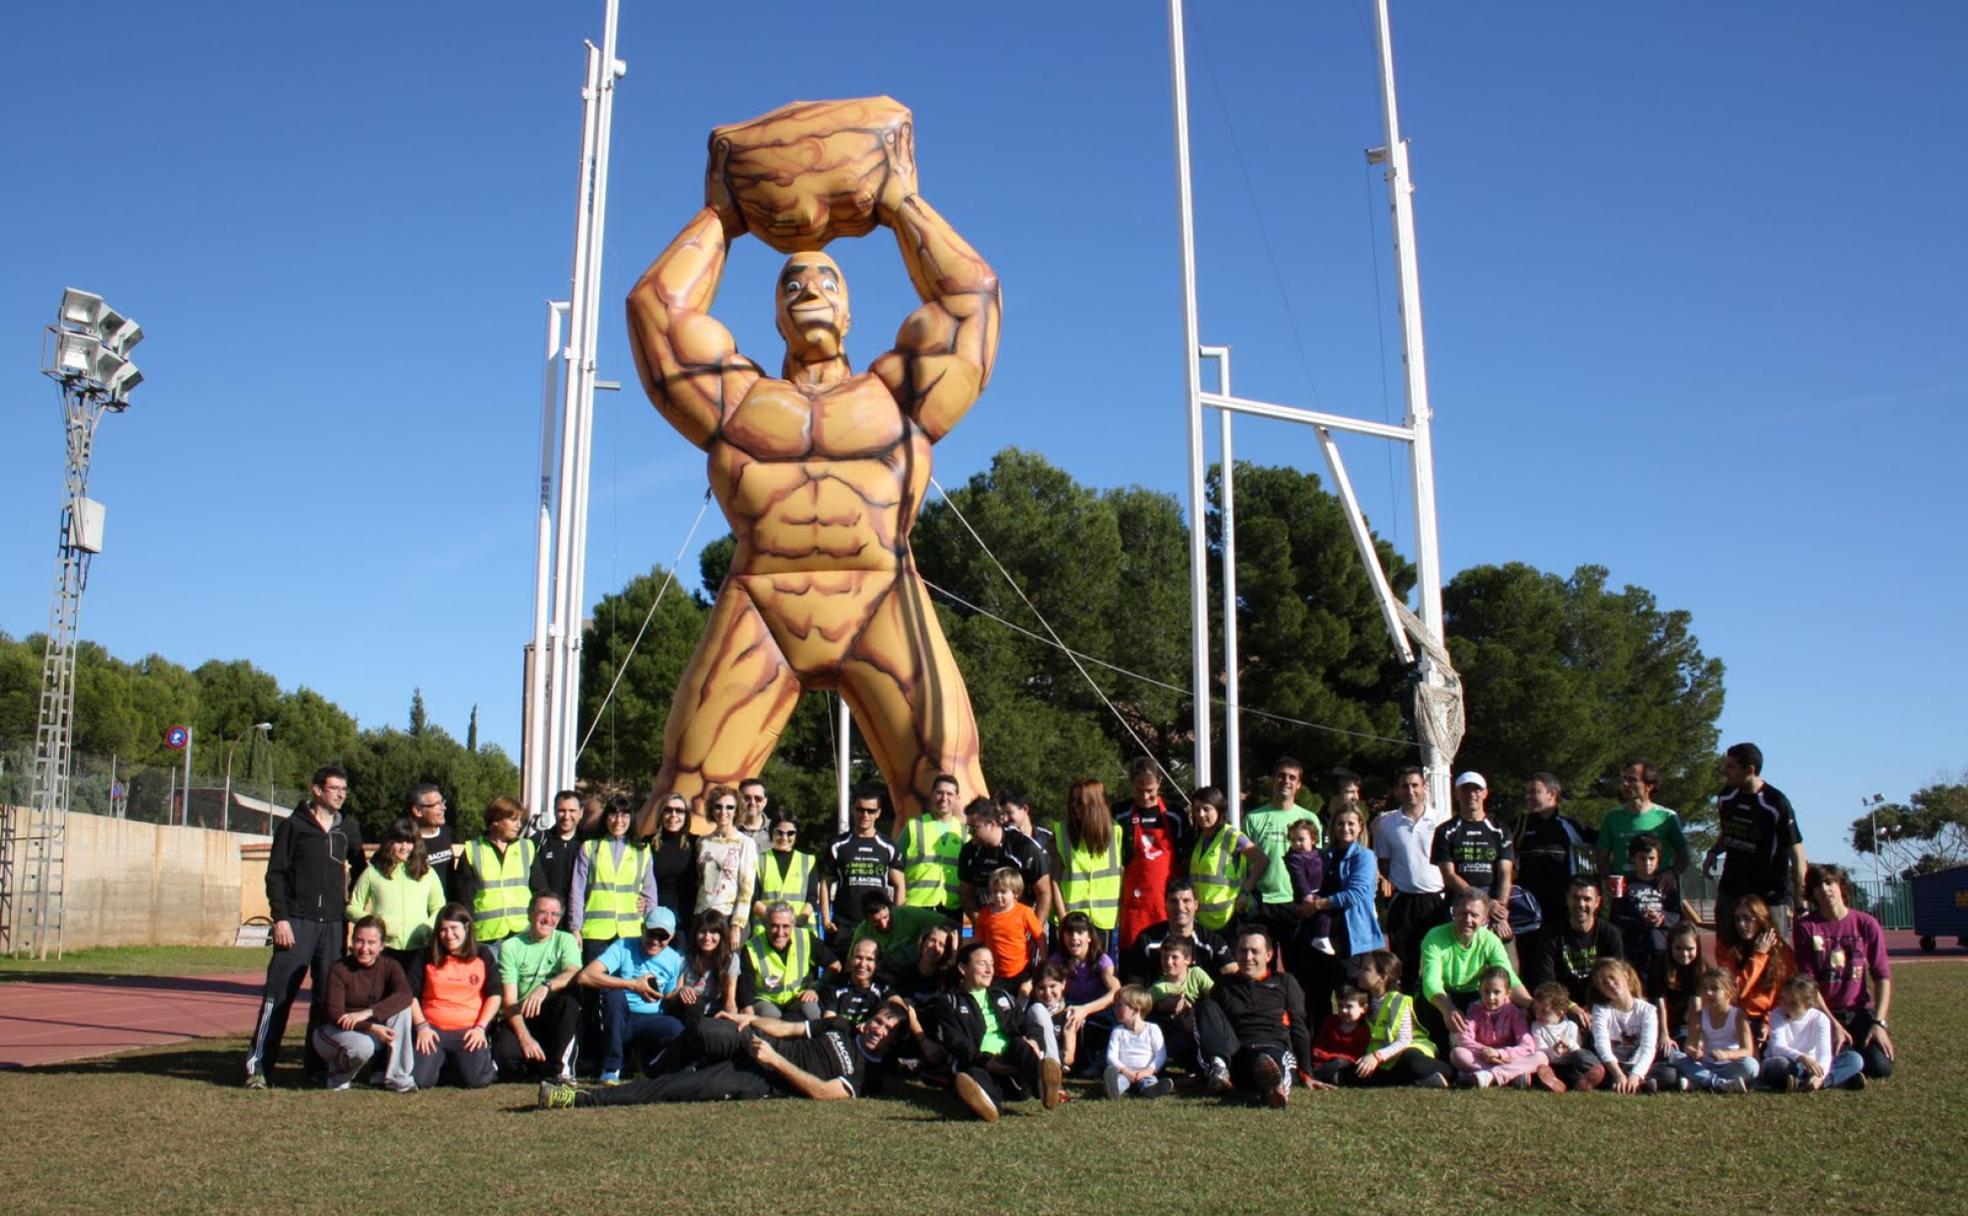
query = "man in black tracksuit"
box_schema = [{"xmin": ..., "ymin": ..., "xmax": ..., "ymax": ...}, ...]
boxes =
[
  {"xmin": 1199, "ymin": 927, "xmax": 1314, "ymax": 1107},
  {"xmin": 244, "ymin": 765, "xmax": 367, "ymax": 1088}
]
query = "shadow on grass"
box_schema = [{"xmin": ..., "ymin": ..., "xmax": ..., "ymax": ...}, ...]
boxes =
[{"xmin": 18, "ymin": 1040, "xmax": 247, "ymax": 1086}]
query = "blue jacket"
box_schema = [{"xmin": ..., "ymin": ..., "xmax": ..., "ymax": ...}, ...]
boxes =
[{"xmin": 1325, "ymin": 842, "xmax": 1384, "ymax": 954}]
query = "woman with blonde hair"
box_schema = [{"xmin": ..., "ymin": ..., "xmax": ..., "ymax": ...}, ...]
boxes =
[{"xmin": 696, "ymin": 785, "xmax": 759, "ymax": 938}]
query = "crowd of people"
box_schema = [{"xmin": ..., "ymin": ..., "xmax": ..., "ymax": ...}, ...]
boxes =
[{"xmin": 244, "ymin": 742, "xmax": 1899, "ymax": 1116}]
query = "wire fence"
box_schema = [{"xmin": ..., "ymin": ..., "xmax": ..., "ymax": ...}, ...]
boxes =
[{"xmin": 0, "ymin": 741, "xmax": 305, "ymax": 836}]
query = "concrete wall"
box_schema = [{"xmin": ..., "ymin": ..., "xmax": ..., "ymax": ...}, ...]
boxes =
[{"xmin": 10, "ymin": 809, "xmax": 271, "ymax": 950}]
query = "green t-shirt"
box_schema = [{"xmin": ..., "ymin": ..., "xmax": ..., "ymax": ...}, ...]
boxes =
[
  {"xmin": 1151, "ymin": 967, "xmax": 1215, "ymax": 1002},
  {"xmin": 1417, "ymin": 922, "xmax": 1517, "ymax": 1003},
  {"xmin": 969, "ymin": 989, "xmax": 1008, "ymax": 1054},
  {"xmin": 1243, "ymin": 804, "xmax": 1321, "ymax": 905},
  {"xmin": 1597, "ymin": 805, "xmax": 1689, "ymax": 876},
  {"xmin": 851, "ymin": 904, "xmax": 948, "ymax": 971},
  {"xmin": 499, "ymin": 928, "xmax": 582, "ymax": 995}
]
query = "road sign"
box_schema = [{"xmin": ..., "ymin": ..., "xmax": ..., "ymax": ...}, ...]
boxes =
[{"xmin": 165, "ymin": 725, "xmax": 189, "ymax": 750}]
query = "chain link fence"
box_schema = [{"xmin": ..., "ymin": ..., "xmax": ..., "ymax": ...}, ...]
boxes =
[{"xmin": 1, "ymin": 741, "xmax": 305, "ymax": 835}]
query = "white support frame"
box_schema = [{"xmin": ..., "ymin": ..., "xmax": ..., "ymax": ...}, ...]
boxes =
[
  {"xmin": 522, "ymin": 0, "xmax": 626, "ymax": 823},
  {"xmin": 1170, "ymin": 0, "xmax": 1452, "ymax": 815}
]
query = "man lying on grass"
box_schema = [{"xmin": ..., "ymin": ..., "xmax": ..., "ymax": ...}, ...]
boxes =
[{"xmin": 539, "ymin": 1001, "xmax": 905, "ymax": 1108}]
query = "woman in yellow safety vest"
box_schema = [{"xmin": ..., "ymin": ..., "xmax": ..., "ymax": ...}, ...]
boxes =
[
  {"xmin": 1052, "ymin": 778, "xmax": 1121, "ymax": 935},
  {"xmin": 458, "ymin": 796, "xmax": 538, "ymax": 955},
  {"xmin": 752, "ymin": 815, "xmax": 821, "ymax": 929},
  {"xmin": 1187, "ymin": 786, "xmax": 1267, "ymax": 934},
  {"xmin": 695, "ymin": 785, "xmax": 759, "ymax": 939},
  {"xmin": 569, "ymin": 797, "xmax": 655, "ymax": 964}
]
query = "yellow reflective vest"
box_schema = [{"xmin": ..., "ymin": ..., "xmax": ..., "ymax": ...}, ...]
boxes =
[
  {"xmin": 464, "ymin": 837, "xmax": 536, "ymax": 942},
  {"xmin": 745, "ymin": 928, "xmax": 816, "ymax": 1007},
  {"xmin": 901, "ymin": 816, "xmax": 964, "ymax": 911},
  {"xmin": 758, "ymin": 849, "xmax": 817, "ymax": 924},
  {"xmin": 580, "ymin": 837, "xmax": 650, "ymax": 942},
  {"xmin": 1189, "ymin": 826, "xmax": 1247, "ymax": 932},
  {"xmin": 1057, "ymin": 829, "xmax": 1122, "ymax": 931}
]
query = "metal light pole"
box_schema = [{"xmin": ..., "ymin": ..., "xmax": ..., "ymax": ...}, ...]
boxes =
[
  {"xmin": 526, "ymin": 0, "xmax": 626, "ymax": 818},
  {"xmin": 3, "ymin": 288, "xmax": 143, "ymax": 958}
]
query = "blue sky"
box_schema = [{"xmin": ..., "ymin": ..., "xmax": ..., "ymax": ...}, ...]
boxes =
[{"xmin": 3, "ymin": 2, "xmax": 1962, "ymax": 863}]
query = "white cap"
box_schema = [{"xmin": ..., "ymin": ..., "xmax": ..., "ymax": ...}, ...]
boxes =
[{"xmin": 1453, "ymin": 771, "xmax": 1487, "ymax": 789}]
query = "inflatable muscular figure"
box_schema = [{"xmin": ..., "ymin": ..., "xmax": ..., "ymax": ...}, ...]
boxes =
[{"xmin": 627, "ymin": 98, "xmax": 996, "ymax": 835}]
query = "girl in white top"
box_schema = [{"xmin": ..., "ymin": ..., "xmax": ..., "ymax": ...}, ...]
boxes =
[
  {"xmin": 1103, "ymin": 985, "xmax": 1170, "ymax": 1099},
  {"xmin": 1589, "ymin": 958, "xmax": 1668, "ymax": 1093},
  {"xmin": 695, "ymin": 785, "xmax": 759, "ymax": 938},
  {"xmin": 1761, "ymin": 974, "xmax": 1866, "ymax": 1091},
  {"xmin": 1671, "ymin": 967, "xmax": 1759, "ymax": 1093}
]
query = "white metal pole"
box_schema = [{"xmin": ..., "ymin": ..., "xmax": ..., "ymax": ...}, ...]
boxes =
[
  {"xmin": 1169, "ymin": 0, "xmax": 1211, "ymax": 788},
  {"xmin": 1373, "ymin": 0, "xmax": 1450, "ymax": 813},
  {"xmin": 1202, "ymin": 347, "xmax": 1241, "ymax": 822},
  {"xmin": 546, "ymin": 44, "xmax": 604, "ymax": 799},
  {"xmin": 526, "ymin": 300, "xmax": 568, "ymax": 817},
  {"xmin": 1314, "ymin": 427, "xmax": 1415, "ymax": 664},
  {"xmin": 182, "ymin": 728, "xmax": 193, "ymax": 828},
  {"xmin": 561, "ymin": 0, "xmax": 626, "ymax": 783},
  {"xmin": 836, "ymin": 695, "xmax": 852, "ymax": 835},
  {"xmin": 222, "ymin": 745, "xmax": 233, "ymax": 835}
]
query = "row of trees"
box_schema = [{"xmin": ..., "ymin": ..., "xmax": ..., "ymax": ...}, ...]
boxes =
[
  {"xmin": 577, "ymin": 448, "xmax": 1730, "ymax": 840},
  {"xmin": 0, "ymin": 636, "xmax": 513, "ymax": 840}
]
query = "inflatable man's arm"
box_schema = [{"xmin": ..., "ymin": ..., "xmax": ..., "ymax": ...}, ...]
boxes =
[
  {"xmin": 871, "ymin": 189, "xmax": 1001, "ymax": 443},
  {"xmin": 626, "ymin": 208, "xmax": 763, "ymax": 450}
]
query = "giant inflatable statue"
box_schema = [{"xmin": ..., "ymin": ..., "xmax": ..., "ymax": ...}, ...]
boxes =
[{"xmin": 627, "ymin": 98, "xmax": 996, "ymax": 835}]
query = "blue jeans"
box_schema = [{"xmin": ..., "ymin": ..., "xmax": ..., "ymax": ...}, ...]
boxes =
[
  {"xmin": 602, "ymin": 990, "xmax": 682, "ymax": 1077},
  {"xmin": 1760, "ymin": 1051, "xmax": 1864, "ymax": 1090},
  {"xmin": 1671, "ymin": 1054, "xmax": 1760, "ymax": 1091}
]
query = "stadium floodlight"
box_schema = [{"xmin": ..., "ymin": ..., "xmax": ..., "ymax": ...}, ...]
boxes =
[
  {"xmin": 58, "ymin": 288, "xmax": 106, "ymax": 331},
  {"xmin": 97, "ymin": 306, "xmax": 142, "ymax": 356},
  {"xmin": 54, "ymin": 330, "xmax": 102, "ymax": 379}
]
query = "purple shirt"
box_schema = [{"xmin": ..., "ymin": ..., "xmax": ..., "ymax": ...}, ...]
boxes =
[
  {"xmin": 1792, "ymin": 908, "xmax": 1890, "ymax": 1012},
  {"xmin": 1052, "ymin": 952, "xmax": 1116, "ymax": 1005},
  {"xmin": 1285, "ymin": 850, "xmax": 1327, "ymax": 901}
]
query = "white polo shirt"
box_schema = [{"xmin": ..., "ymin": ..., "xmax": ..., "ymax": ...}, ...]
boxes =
[{"xmin": 1371, "ymin": 805, "xmax": 1450, "ymax": 895}]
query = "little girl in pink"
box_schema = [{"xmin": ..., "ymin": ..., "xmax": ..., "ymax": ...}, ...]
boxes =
[{"xmin": 1449, "ymin": 966, "xmax": 1555, "ymax": 1089}]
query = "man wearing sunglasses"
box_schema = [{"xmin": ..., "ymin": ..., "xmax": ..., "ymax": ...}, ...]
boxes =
[
  {"xmin": 824, "ymin": 788, "xmax": 906, "ymax": 952},
  {"xmin": 578, "ymin": 906, "xmax": 686, "ymax": 1083}
]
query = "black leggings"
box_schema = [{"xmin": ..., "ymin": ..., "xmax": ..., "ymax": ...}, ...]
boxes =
[{"xmin": 1332, "ymin": 1047, "xmax": 1451, "ymax": 1088}]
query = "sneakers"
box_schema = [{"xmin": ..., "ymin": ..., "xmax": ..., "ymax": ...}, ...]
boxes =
[
  {"xmin": 1717, "ymin": 1075, "xmax": 1750, "ymax": 1095},
  {"xmin": 1310, "ymin": 936, "xmax": 1336, "ymax": 956},
  {"xmin": 1675, "ymin": 1076, "xmax": 1692, "ymax": 1092},
  {"xmin": 1508, "ymin": 1075, "xmax": 1532, "ymax": 1090},
  {"xmin": 1137, "ymin": 1075, "xmax": 1173, "ymax": 1099},
  {"xmin": 1102, "ymin": 1067, "xmax": 1126, "ymax": 1100},
  {"xmin": 1414, "ymin": 1071, "xmax": 1450, "ymax": 1089},
  {"xmin": 243, "ymin": 1072, "xmax": 268, "ymax": 1091},
  {"xmin": 1040, "ymin": 1058, "xmax": 1065, "ymax": 1110},
  {"xmin": 1640, "ymin": 1077, "xmax": 1659, "ymax": 1094},
  {"xmin": 598, "ymin": 1071, "xmax": 624, "ymax": 1086},
  {"xmin": 1250, "ymin": 1053, "xmax": 1289, "ymax": 1108},
  {"xmin": 1205, "ymin": 1057, "xmax": 1234, "ymax": 1095},
  {"xmin": 537, "ymin": 1080, "xmax": 578, "ymax": 1109},
  {"xmin": 954, "ymin": 1072, "xmax": 1000, "ymax": 1122},
  {"xmin": 1534, "ymin": 1063, "xmax": 1565, "ymax": 1093},
  {"xmin": 1844, "ymin": 1072, "xmax": 1868, "ymax": 1092}
]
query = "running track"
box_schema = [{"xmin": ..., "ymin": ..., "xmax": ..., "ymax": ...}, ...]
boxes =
[{"xmin": 2, "ymin": 932, "xmax": 1963, "ymax": 1070}]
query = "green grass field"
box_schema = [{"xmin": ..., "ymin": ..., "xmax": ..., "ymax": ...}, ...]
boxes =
[
  {"xmin": 2, "ymin": 961, "xmax": 1963, "ymax": 1215},
  {"xmin": 0, "ymin": 945, "xmax": 261, "ymax": 978}
]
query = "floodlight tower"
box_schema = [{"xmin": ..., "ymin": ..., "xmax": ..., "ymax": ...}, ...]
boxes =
[{"xmin": 1, "ymin": 288, "xmax": 142, "ymax": 959}]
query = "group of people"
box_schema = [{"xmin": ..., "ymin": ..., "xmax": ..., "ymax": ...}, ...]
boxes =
[{"xmin": 244, "ymin": 742, "xmax": 1899, "ymax": 1117}]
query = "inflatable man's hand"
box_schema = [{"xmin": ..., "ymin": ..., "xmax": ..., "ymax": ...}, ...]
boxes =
[{"xmin": 708, "ymin": 96, "xmax": 914, "ymax": 253}]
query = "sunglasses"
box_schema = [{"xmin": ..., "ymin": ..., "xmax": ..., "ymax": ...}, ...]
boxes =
[
  {"xmin": 645, "ymin": 929, "xmax": 672, "ymax": 942},
  {"xmin": 771, "ymin": 830, "xmax": 798, "ymax": 839}
]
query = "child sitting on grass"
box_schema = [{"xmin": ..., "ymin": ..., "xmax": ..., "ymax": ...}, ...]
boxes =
[
  {"xmin": 1028, "ymin": 961, "xmax": 1075, "ymax": 1069},
  {"xmin": 1529, "ymin": 982, "xmax": 1599, "ymax": 1091},
  {"xmin": 1671, "ymin": 966, "xmax": 1759, "ymax": 1093},
  {"xmin": 1760, "ymin": 974, "xmax": 1866, "ymax": 1092},
  {"xmin": 1309, "ymin": 985, "xmax": 1372, "ymax": 1084},
  {"xmin": 1648, "ymin": 921, "xmax": 1704, "ymax": 1049},
  {"xmin": 1589, "ymin": 957, "xmax": 1675, "ymax": 1093},
  {"xmin": 1104, "ymin": 985, "xmax": 1171, "ymax": 1098},
  {"xmin": 1150, "ymin": 938, "xmax": 1215, "ymax": 1075},
  {"xmin": 1449, "ymin": 965, "xmax": 1556, "ymax": 1089}
]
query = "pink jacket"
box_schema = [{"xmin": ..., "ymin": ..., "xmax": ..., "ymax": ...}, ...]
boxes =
[{"xmin": 1457, "ymin": 1001, "xmax": 1539, "ymax": 1059}]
